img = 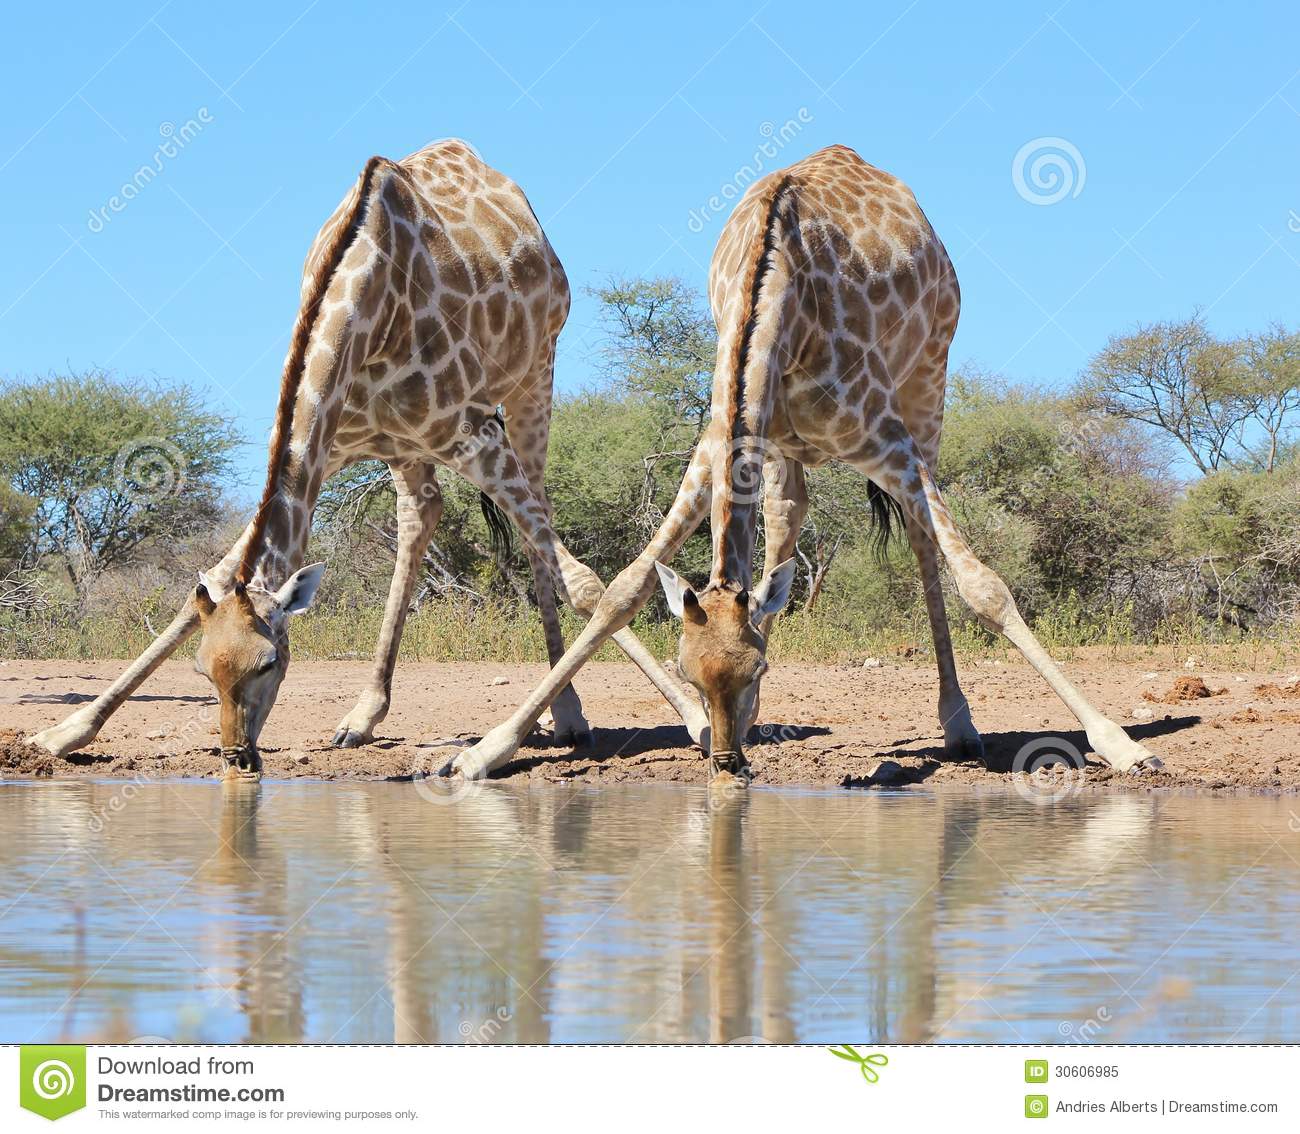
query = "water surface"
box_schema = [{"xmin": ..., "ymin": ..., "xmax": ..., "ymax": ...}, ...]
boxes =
[{"xmin": 1, "ymin": 780, "xmax": 1297, "ymax": 1043}]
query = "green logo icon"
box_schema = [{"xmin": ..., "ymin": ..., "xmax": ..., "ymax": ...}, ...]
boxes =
[
  {"xmin": 828, "ymin": 1044, "xmax": 888, "ymax": 1083},
  {"xmin": 1025, "ymin": 1094, "xmax": 1050, "ymax": 1119},
  {"xmin": 1025, "ymin": 1059, "xmax": 1049, "ymax": 1083},
  {"xmin": 19, "ymin": 1046, "xmax": 86, "ymax": 1121}
]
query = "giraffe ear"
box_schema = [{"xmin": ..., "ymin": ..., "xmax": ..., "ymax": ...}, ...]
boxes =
[
  {"xmin": 196, "ymin": 571, "xmax": 228, "ymax": 604},
  {"xmin": 655, "ymin": 562, "xmax": 704, "ymax": 624},
  {"xmin": 275, "ymin": 562, "xmax": 326, "ymax": 615}
]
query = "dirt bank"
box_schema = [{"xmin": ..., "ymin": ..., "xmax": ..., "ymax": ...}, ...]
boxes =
[{"xmin": 3, "ymin": 652, "xmax": 1300, "ymax": 792}]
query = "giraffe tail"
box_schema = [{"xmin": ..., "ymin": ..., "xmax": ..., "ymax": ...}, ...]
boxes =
[
  {"xmin": 866, "ymin": 478, "xmax": 906, "ymax": 559},
  {"xmin": 479, "ymin": 410, "xmax": 514, "ymax": 563}
]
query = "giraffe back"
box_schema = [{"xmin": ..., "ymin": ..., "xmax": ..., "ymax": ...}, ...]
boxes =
[
  {"xmin": 707, "ymin": 144, "xmax": 960, "ymax": 468},
  {"xmin": 305, "ymin": 139, "xmax": 570, "ymax": 464}
]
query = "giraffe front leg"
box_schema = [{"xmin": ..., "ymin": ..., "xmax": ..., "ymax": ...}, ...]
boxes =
[
  {"xmin": 446, "ymin": 567, "xmax": 655, "ymax": 780},
  {"xmin": 332, "ymin": 463, "xmax": 442, "ymax": 749},
  {"xmin": 554, "ymin": 542, "xmax": 709, "ymax": 747}
]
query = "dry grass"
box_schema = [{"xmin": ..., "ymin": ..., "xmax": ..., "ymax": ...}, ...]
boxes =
[{"xmin": 4, "ymin": 595, "xmax": 1296, "ymax": 674}]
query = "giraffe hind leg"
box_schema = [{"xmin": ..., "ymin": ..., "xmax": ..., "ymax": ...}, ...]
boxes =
[
  {"xmin": 905, "ymin": 521, "xmax": 983, "ymax": 761},
  {"xmin": 491, "ymin": 382, "xmax": 591, "ymax": 744},
  {"xmin": 847, "ymin": 419, "xmax": 1161, "ymax": 774},
  {"xmin": 519, "ymin": 538, "xmax": 592, "ymax": 745}
]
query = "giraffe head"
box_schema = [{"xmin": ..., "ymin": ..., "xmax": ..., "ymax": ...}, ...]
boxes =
[
  {"xmin": 191, "ymin": 563, "xmax": 326, "ymax": 776},
  {"xmin": 654, "ymin": 559, "xmax": 796, "ymax": 776}
]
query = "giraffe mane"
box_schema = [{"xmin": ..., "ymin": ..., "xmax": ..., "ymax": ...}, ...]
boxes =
[
  {"xmin": 236, "ymin": 153, "xmax": 394, "ymax": 585},
  {"xmin": 715, "ymin": 172, "xmax": 796, "ymax": 565}
]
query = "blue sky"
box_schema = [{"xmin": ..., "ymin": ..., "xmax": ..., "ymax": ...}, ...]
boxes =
[{"xmin": 1, "ymin": 0, "xmax": 1297, "ymax": 492}]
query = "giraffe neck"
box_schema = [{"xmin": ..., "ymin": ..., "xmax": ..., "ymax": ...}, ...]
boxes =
[
  {"xmin": 237, "ymin": 155, "xmax": 394, "ymax": 592},
  {"xmin": 243, "ymin": 452, "xmax": 319, "ymax": 593},
  {"xmin": 243, "ymin": 280, "xmax": 373, "ymax": 592}
]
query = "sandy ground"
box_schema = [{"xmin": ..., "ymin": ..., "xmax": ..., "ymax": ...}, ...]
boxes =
[{"xmin": 3, "ymin": 651, "xmax": 1300, "ymax": 792}]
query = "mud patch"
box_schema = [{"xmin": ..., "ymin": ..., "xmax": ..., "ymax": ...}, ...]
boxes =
[
  {"xmin": 0, "ymin": 731, "xmax": 57, "ymax": 776},
  {"xmin": 1143, "ymin": 675, "xmax": 1226, "ymax": 703},
  {"xmin": 1254, "ymin": 679, "xmax": 1300, "ymax": 700}
]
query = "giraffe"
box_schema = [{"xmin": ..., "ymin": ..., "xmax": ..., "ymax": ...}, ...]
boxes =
[
  {"xmin": 28, "ymin": 139, "xmax": 707, "ymax": 776},
  {"xmin": 443, "ymin": 144, "xmax": 1164, "ymax": 783}
]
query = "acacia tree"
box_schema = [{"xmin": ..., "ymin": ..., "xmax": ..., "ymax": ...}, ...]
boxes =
[
  {"xmin": 0, "ymin": 372, "xmax": 240, "ymax": 602},
  {"xmin": 1078, "ymin": 315, "xmax": 1251, "ymax": 474},
  {"xmin": 1238, "ymin": 324, "xmax": 1300, "ymax": 473},
  {"xmin": 591, "ymin": 276, "xmax": 715, "ymax": 440}
]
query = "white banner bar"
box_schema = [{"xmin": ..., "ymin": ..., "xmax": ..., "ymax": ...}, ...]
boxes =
[{"xmin": 3, "ymin": 1045, "xmax": 1294, "ymax": 1130}]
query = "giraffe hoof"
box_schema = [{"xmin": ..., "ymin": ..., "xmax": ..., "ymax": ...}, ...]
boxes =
[
  {"xmin": 331, "ymin": 728, "xmax": 368, "ymax": 749},
  {"xmin": 1086, "ymin": 723, "xmax": 1162, "ymax": 774}
]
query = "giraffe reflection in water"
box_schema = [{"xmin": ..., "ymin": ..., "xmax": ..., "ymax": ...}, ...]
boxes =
[{"xmin": 2, "ymin": 784, "xmax": 1297, "ymax": 1044}]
